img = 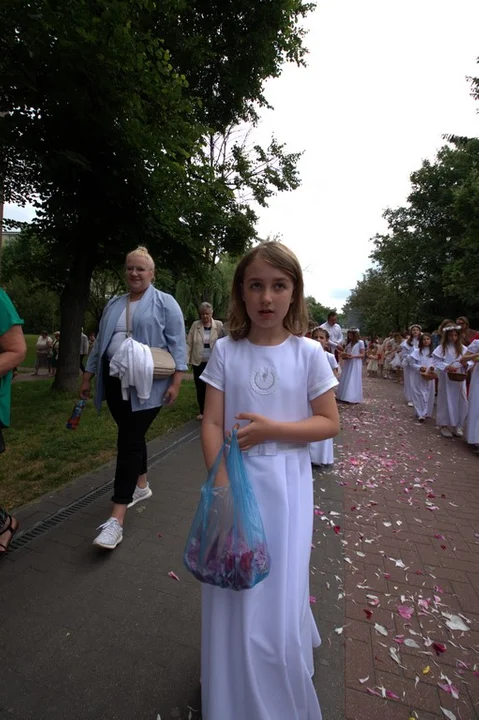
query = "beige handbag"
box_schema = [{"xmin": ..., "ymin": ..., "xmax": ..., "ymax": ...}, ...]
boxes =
[{"xmin": 126, "ymin": 297, "xmax": 176, "ymax": 379}]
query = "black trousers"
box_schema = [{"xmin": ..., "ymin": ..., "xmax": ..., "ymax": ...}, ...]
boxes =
[
  {"xmin": 193, "ymin": 362, "xmax": 208, "ymax": 414},
  {"xmin": 104, "ymin": 365, "xmax": 160, "ymax": 505}
]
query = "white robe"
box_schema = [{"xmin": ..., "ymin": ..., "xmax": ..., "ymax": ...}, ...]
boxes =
[
  {"xmin": 432, "ymin": 343, "xmax": 468, "ymax": 428},
  {"xmin": 200, "ymin": 335, "xmax": 338, "ymax": 720},
  {"xmin": 336, "ymin": 341, "xmax": 364, "ymax": 403},
  {"xmin": 465, "ymin": 339, "xmax": 479, "ymax": 445},
  {"xmin": 406, "ymin": 348, "xmax": 435, "ymax": 419},
  {"xmin": 310, "ymin": 351, "xmax": 337, "ymax": 465},
  {"xmin": 400, "ymin": 339, "xmax": 419, "ymax": 402}
]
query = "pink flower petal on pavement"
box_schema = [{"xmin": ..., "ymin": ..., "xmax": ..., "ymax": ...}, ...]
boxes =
[
  {"xmin": 438, "ymin": 682, "xmax": 459, "ymax": 700},
  {"xmin": 168, "ymin": 571, "xmax": 180, "ymax": 582},
  {"xmin": 433, "ymin": 642, "xmax": 447, "ymax": 655},
  {"xmin": 397, "ymin": 605, "xmax": 414, "ymax": 620},
  {"xmin": 386, "ymin": 690, "xmax": 400, "ymax": 700},
  {"xmin": 309, "ymin": 595, "xmax": 316, "ymax": 604},
  {"xmin": 367, "ymin": 688, "xmax": 382, "ymax": 697}
]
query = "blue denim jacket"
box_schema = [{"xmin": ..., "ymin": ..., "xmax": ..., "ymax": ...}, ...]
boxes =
[{"xmin": 86, "ymin": 284, "xmax": 188, "ymax": 412}]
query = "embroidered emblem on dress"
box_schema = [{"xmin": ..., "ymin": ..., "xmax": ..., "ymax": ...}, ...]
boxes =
[{"xmin": 250, "ymin": 366, "xmax": 278, "ymax": 395}]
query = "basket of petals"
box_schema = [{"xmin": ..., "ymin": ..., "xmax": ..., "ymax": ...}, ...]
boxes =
[
  {"xmin": 447, "ymin": 368, "xmax": 467, "ymax": 382},
  {"xmin": 420, "ymin": 368, "xmax": 437, "ymax": 381}
]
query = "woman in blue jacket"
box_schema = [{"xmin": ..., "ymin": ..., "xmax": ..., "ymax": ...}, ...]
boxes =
[{"xmin": 80, "ymin": 246, "xmax": 188, "ymax": 550}]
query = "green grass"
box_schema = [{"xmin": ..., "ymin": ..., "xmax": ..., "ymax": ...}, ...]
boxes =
[
  {"xmin": 20, "ymin": 334, "xmax": 39, "ymax": 368},
  {"xmin": 3, "ymin": 379, "xmax": 198, "ymax": 509}
]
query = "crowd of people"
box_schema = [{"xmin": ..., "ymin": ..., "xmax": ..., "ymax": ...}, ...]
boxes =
[
  {"xmin": 32, "ymin": 328, "xmax": 95, "ymax": 376},
  {"xmin": 1, "ymin": 240, "xmax": 477, "ymax": 720},
  {"xmin": 326, "ymin": 320, "xmax": 479, "ymax": 454}
]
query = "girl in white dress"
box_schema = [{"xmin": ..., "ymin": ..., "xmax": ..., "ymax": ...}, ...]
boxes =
[
  {"xmin": 200, "ymin": 242, "xmax": 340, "ymax": 720},
  {"xmin": 310, "ymin": 327, "xmax": 339, "ymax": 466},
  {"xmin": 400, "ymin": 324, "xmax": 421, "ymax": 406},
  {"xmin": 432, "ymin": 325, "xmax": 468, "ymax": 438},
  {"xmin": 336, "ymin": 329, "xmax": 365, "ymax": 403},
  {"xmin": 460, "ymin": 339, "xmax": 479, "ymax": 450},
  {"xmin": 366, "ymin": 340, "xmax": 378, "ymax": 377},
  {"xmin": 405, "ymin": 332, "xmax": 435, "ymax": 422}
]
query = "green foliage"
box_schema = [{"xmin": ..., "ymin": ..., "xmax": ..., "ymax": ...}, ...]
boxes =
[
  {"xmin": 305, "ymin": 296, "xmax": 336, "ymax": 326},
  {"xmin": 346, "ymin": 136, "xmax": 479, "ymax": 335},
  {"xmin": 0, "ymin": 0, "xmax": 312, "ymax": 389}
]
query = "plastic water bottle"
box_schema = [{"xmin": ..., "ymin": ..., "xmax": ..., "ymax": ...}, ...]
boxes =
[{"xmin": 66, "ymin": 399, "xmax": 86, "ymax": 430}]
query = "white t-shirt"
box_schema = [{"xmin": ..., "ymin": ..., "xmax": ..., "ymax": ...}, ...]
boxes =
[
  {"xmin": 325, "ymin": 350, "xmax": 339, "ymax": 371},
  {"xmin": 201, "ymin": 335, "xmax": 338, "ymax": 434},
  {"xmin": 106, "ymin": 301, "xmax": 140, "ymax": 360}
]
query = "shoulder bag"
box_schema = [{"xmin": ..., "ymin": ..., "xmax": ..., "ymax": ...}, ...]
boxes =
[{"xmin": 126, "ymin": 296, "xmax": 176, "ymax": 379}]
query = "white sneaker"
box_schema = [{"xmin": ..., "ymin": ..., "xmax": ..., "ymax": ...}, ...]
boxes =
[
  {"xmin": 418, "ymin": 416, "xmax": 425, "ymax": 423},
  {"xmin": 407, "ymin": 402, "xmax": 414, "ymax": 407},
  {"xmin": 127, "ymin": 482, "xmax": 152, "ymax": 508},
  {"xmin": 93, "ymin": 518, "xmax": 123, "ymax": 549},
  {"xmin": 453, "ymin": 427, "xmax": 464, "ymax": 438},
  {"xmin": 440, "ymin": 427, "xmax": 453, "ymax": 438}
]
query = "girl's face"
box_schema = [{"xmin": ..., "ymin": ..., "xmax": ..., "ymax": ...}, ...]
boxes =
[
  {"xmin": 411, "ymin": 326, "xmax": 421, "ymax": 337},
  {"xmin": 422, "ymin": 335, "xmax": 431, "ymax": 346},
  {"xmin": 448, "ymin": 330, "xmax": 459, "ymax": 343},
  {"xmin": 312, "ymin": 331, "xmax": 327, "ymax": 348},
  {"xmin": 242, "ymin": 258, "xmax": 294, "ymax": 332}
]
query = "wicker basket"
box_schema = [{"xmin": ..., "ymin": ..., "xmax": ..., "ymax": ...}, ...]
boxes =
[
  {"xmin": 447, "ymin": 370, "xmax": 467, "ymax": 382},
  {"xmin": 420, "ymin": 371, "xmax": 437, "ymax": 381}
]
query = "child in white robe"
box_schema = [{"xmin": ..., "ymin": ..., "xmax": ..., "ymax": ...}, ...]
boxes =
[
  {"xmin": 400, "ymin": 324, "xmax": 421, "ymax": 406},
  {"xmin": 336, "ymin": 330, "xmax": 365, "ymax": 403},
  {"xmin": 366, "ymin": 341, "xmax": 379, "ymax": 377},
  {"xmin": 460, "ymin": 339, "xmax": 479, "ymax": 451},
  {"xmin": 310, "ymin": 327, "xmax": 339, "ymax": 466},
  {"xmin": 432, "ymin": 325, "xmax": 468, "ymax": 438},
  {"xmin": 405, "ymin": 332, "xmax": 435, "ymax": 422},
  {"xmin": 199, "ymin": 242, "xmax": 340, "ymax": 720}
]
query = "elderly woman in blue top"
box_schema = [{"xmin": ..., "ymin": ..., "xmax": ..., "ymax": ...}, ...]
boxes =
[{"xmin": 80, "ymin": 246, "xmax": 188, "ymax": 550}]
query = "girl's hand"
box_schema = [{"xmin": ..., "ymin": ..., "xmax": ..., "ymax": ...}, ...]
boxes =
[{"xmin": 234, "ymin": 413, "xmax": 274, "ymax": 451}]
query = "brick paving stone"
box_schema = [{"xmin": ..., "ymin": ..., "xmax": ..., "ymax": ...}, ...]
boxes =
[{"xmin": 339, "ymin": 374, "xmax": 479, "ymax": 720}]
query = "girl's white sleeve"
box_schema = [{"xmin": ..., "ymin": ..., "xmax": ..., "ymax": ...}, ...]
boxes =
[
  {"xmin": 200, "ymin": 339, "xmax": 225, "ymax": 392},
  {"xmin": 431, "ymin": 347, "xmax": 447, "ymax": 371},
  {"xmin": 308, "ymin": 344, "xmax": 339, "ymax": 402}
]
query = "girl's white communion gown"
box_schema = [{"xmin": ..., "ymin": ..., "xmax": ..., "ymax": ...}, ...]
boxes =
[{"xmin": 200, "ymin": 335, "xmax": 338, "ymax": 720}]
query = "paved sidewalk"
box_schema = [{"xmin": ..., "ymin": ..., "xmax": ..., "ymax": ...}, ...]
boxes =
[
  {"xmin": 336, "ymin": 376, "xmax": 479, "ymax": 720},
  {"xmin": 0, "ymin": 420, "xmax": 342, "ymax": 720}
]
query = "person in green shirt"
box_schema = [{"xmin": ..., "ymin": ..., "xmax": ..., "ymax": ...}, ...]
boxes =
[{"xmin": 0, "ymin": 289, "xmax": 27, "ymax": 559}]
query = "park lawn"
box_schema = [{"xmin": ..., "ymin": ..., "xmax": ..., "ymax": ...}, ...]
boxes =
[
  {"xmin": 2, "ymin": 379, "xmax": 198, "ymax": 509},
  {"xmin": 20, "ymin": 334, "xmax": 38, "ymax": 368}
]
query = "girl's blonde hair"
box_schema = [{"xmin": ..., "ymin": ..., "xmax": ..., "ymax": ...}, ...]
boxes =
[
  {"xmin": 228, "ymin": 242, "xmax": 309, "ymax": 341},
  {"xmin": 126, "ymin": 246, "xmax": 155, "ymax": 271}
]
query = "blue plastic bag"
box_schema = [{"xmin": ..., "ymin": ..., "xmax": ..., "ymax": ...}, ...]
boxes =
[{"xmin": 183, "ymin": 430, "xmax": 270, "ymax": 591}]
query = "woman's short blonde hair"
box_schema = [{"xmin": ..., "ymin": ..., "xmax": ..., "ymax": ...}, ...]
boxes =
[
  {"xmin": 125, "ymin": 246, "xmax": 155, "ymax": 271},
  {"xmin": 228, "ymin": 242, "xmax": 309, "ymax": 341}
]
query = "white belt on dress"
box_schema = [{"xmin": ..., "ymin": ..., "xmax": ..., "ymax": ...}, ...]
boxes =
[{"xmin": 246, "ymin": 441, "xmax": 308, "ymax": 457}]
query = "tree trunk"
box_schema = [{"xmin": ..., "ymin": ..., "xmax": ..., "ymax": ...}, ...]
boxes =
[{"xmin": 51, "ymin": 253, "xmax": 95, "ymax": 393}]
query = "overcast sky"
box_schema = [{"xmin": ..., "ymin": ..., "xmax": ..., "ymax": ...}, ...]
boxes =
[
  {"xmin": 5, "ymin": 1, "xmax": 479, "ymax": 310},
  {"xmin": 252, "ymin": 0, "xmax": 479, "ymax": 309}
]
